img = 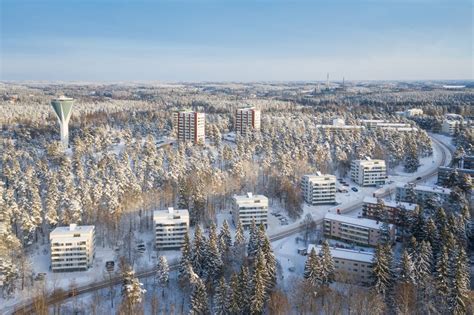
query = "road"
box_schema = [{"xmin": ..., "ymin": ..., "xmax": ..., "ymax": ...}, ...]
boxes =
[{"xmin": 6, "ymin": 135, "xmax": 453, "ymax": 315}]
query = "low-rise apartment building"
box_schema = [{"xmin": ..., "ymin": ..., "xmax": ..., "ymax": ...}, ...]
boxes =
[
  {"xmin": 301, "ymin": 173, "xmax": 337, "ymax": 205},
  {"xmin": 50, "ymin": 224, "xmax": 95, "ymax": 272},
  {"xmin": 351, "ymin": 158, "xmax": 387, "ymax": 186},
  {"xmin": 396, "ymin": 183, "xmax": 451, "ymax": 204},
  {"xmin": 232, "ymin": 193, "xmax": 268, "ymax": 229},
  {"xmin": 442, "ymin": 114, "xmax": 465, "ymax": 135},
  {"xmin": 437, "ymin": 167, "xmax": 474, "ymax": 187},
  {"xmin": 307, "ymin": 244, "xmax": 374, "ymax": 284},
  {"xmin": 362, "ymin": 196, "xmax": 418, "ymax": 225},
  {"xmin": 153, "ymin": 207, "xmax": 189, "ymax": 250},
  {"xmin": 323, "ymin": 213, "xmax": 395, "ymax": 246}
]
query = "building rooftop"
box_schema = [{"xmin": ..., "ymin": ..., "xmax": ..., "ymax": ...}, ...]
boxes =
[
  {"xmin": 307, "ymin": 244, "xmax": 374, "ymax": 263},
  {"xmin": 396, "ymin": 183, "xmax": 452, "ymax": 194},
  {"xmin": 325, "ymin": 213, "xmax": 391, "ymax": 230},
  {"xmin": 52, "ymin": 96, "xmax": 74, "ymax": 101},
  {"xmin": 50, "ymin": 224, "xmax": 94, "ymax": 236},
  {"xmin": 153, "ymin": 208, "xmax": 189, "ymax": 223},
  {"xmin": 363, "ymin": 196, "xmax": 418, "ymax": 211}
]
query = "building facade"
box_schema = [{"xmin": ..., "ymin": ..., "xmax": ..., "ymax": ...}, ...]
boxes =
[
  {"xmin": 50, "ymin": 224, "xmax": 95, "ymax": 272},
  {"xmin": 232, "ymin": 193, "xmax": 268, "ymax": 229},
  {"xmin": 153, "ymin": 207, "xmax": 189, "ymax": 250},
  {"xmin": 301, "ymin": 173, "xmax": 337, "ymax": 205},
  {"xmin": 442, "ymin": 114, "xmax": 464, "ymax": 135},
  {"xmin": 323, "ymin": 213, "xmax": 395, "ymax": 247},
  {"xmin": 362, "ymin": 196, "xmax": 418, "ymax": 225},
  {"xmin": 437, "ymin": 167, "xmax": 474, "ymax": 187},
  {"xmin": 235, "ymin": 107, "xmax": 261, "ymax": 135},
  {"xmin": 173, "ymin": 111, "xmax": 205, "ymax": 144},
  {"xmin": 395, "ymin": 183, "xmax": 451, "ymax": 204},
  {"xmin": 351, "ymin": 158, "xmax": 387, "ymax": 186},
  {"xmin": 307, "ymin": 244, "xmax": 373, "ymax": 284}
]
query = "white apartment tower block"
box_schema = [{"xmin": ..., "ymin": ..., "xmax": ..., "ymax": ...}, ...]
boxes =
[
  {"xmin": 50, "ymin": 224, "xmax": 95, "ymax": 272},
  {"xmin": 301, "ymin": 173, "xmax": 337, "ymax": 205},
  {"xmin": 235, "ymin": 107, "xmax": 261, "ymax": 135},
  {"xmin": 351, "ymin": 158, "xmax": 387, "ymax": 186},
  {"xmin": 173, "ymin": 111, "xmax": 205, "ymax": 144},
  {"xmin": 232, "ymin": 193, "xmax": 268, "ymax": 229},
  {"xmin": 153, "ymin": 207, "xmax": 190, "ymax": 250}
]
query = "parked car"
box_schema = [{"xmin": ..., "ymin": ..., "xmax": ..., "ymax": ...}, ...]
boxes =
[
  {"xmin": 351, "ymin": 187, "xmax": 358, "ymax": 192},
  {"xmin": 416, "ymin": 176, "xmax": 422, "ymax": 180}
]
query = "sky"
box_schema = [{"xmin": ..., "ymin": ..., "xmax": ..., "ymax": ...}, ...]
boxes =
[{"xmin": 1, "ymin": 0, "xmax": 472, "ymax": 82}]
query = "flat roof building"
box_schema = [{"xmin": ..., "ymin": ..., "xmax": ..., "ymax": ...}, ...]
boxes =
[
  {"xmin": 351, "ymin": 158, "xmax": 387, "ymax": 187},
  {"xmin": 307, "ymin": 244, "xmax": 374, "ymax": 284},
  {"xmin": 153, "ymin": 207, "xmax": 189, "ymax": 250},
  {"xmin": 323, "ymin": 213, "xmax": 395, "ymax": 247},
  {"xmin": 50, "ymin": 224, "xmax": 95, "ymax": 272},
  {"xmin": 232, "ymin": 193, "xmax": 268, "ymax": 229},
  {"xmin": 362, "ymin": 196, "xmax": 418, "ymax": 226},
  {"xmin": 173, "ymin": 111, "xmax": 205, "ymax": 144},
  {"xmin": 235, "ymin": 107, "xmax": 261, "ymax": 135},
  {"xmin": 301, "ymin": 173, "xmax": 337, "ymax": 205},
  {"xmin": 395, "ymin": 183, "xmax": 451, "ymax": 204}
]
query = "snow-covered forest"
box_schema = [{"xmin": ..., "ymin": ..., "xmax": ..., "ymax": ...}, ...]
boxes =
[{"xmin": 0, "ymin": 82, "xmax": 472, "ymax": 314}]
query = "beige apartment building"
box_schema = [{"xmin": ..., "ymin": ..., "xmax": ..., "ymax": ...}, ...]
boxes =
[
  {"xmin": 232, "ymin": 193, "xmax": 268, "ymax": 229},
  {"xmin": 173, "ymin": 110, "xmax": 205, "ymax": 144},
  {"xmin": 362, "ymin": 196, "xmax": 418, "ymax": 225},
  {"xmin": 235, "ymin": 107, "xmax": 261, "ymax": 135},
  {"xmin": 301, "ymin": 173, "xmax": 337, "ymax": 205},
  {"xmin": 153, "ymin": 207, "xmax": 189, "ymax": 250},
  {"xmin": 351, "ymin": 158, "xmax": 387, "ymax": 186},
  {"xmin": 323, "ymin": 213, "xmax": 395, "ymax": 246}
]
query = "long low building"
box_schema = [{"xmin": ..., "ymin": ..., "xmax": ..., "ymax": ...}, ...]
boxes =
[
  {"xmin": 307, "ymin": 244, "xmax": 374, "ymax": 284},
  {"xmin": 301, "ymin": 173, "xmax": 337, "ymax": 205},
  {"xmin": 437, "ymin": 166, "xmax": 474, "ymax": 186},
  {"xmin": 362, "ymin": 196, "xmax": 418, "ymax": 225},
  {"xmin": 50, "ymin": 224, "xmax": 95, "ymax": 272},
  {"xmin": 396, "ymin": 183, "xmax": 451, "ymax": 204},
  {"xmin": 154, "ymin": 208, "xmax": 189, "ymax": 250},
  {"xmin": 232, "ymin": 193, "xmax": 268, "ymax": 229},
  {"xmin": 324, "ymin": 213, "xmax": 395, "ymax": 247}
]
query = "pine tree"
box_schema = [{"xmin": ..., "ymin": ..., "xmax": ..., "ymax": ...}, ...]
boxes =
[
  {"xmin": 229, "ymin": 273, "xmax": 241, "ymax": 314},
  {"xmin": 218, "ymin": 220, "xmax": 232, "ymax": 258},
  {"xmin": 178, "ymin": 233, "xmax": 192, "ymax": 286},
  {"xmin": 247, "ymin": 219, "xmax": 259, "ymax": 259},
  {"xmin": 233, "ymin": 220, "xmax": 246, "ymax": 263},
  {"xmin": 189, "ymin": 278, "xmax": 210, "ymax": 315},
  {"xmin": 206, "ymin": 223, "xmax": 223, "ymax": 283},
  {"xmin": 156, "ymin": 256, "xmax": 169, "ymax": 289},
  {"xmin": 261, "ymin": 234, "xmax": 277, "ymax": 290},
  {"xmin": 435, "ymin": 246, "xmax": 451, "ymax": 303},
  {"xmin": 251, "ymin": 250, "xmax": 268, "ymax": 315},
  {"xmin": 214, "ymin": 277, "xmax": 231, "ymax": 315},
  {"xmin": 449, "ymin": 247, "xmax": 470, "ymax": 315},
  {"xmin": 192, "ymin": 225, "xmax": 207, "ymax": 277},
  {"xmin": 319, "ymin": 241, "xmax": 335, "ymax": 285},
  {"xmin": 414, "ymin": 241, "xmax": 434, "ymax": 285},
  {"xmin": 410, "ymin": 208, "xmax": 425, "ymax": 241},
  {"xmin": 121, "ymin": 266, "xmax": 146, "ymax": 310},
  {"xmin": 304, "ymin": 247, "xmax": 321, "ymax": 287},
  {"xmin": 238, "ymin": 265, "xmax": 252, "ymax": 314},
  {"xmin": 371, "ymin": 244, "xmax": 393, "ymax": 296},
  {"xmin": 399, "ymin": 250, "xmax": 416, "ymax": 285}
]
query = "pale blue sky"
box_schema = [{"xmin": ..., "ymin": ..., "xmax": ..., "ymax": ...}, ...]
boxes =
[{"xmin": 1, "ymin": 0, "xmax": 472, "ymax": 81}]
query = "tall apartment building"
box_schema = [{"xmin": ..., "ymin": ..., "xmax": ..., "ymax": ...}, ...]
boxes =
[
  {"xmin": 173, "ymin": 111, "xmax": 205, "ymax": 144},
  {"xmin": 235, "ymin": 107, "xmax": 261, "ymax": 135},
  {"xmin": 307, "ymin": 244, "xmax": 374, "ymax": 284},
  {"xmin": 395, "ymin": 183, "xmax": 451, "ymax": 204},
  {"xmin": 301, "ymin": 173, "xmax": 337, "ymax": 205},
  {"xmin": 323, "ymin": 213, "xmax": 395, "ymax": 247},
  {"xmin": 153, "ymin": 207, "xmax": 189, "ymax": 250},
  {"xmin": 351, "ymin": 158, "xmax": 387, "ymax": 186},
  {"xmin": 232, "ymin": 193, "xmax": 268, "ymax": 229},
  {"xmin": 50, "ymin": 224, "xmax": 95, "ymax": 272},
  {"xmin": 362, "ymin": 196, "xmax": 418, "ymax": 225}
]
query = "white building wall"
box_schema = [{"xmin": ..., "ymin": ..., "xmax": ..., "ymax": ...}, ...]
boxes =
[
  {"xmin": 232, "ymin": 193, "xmax": 268, "ymax": 228},
  {"xmin": 351, "ymin": 159, "xmax": 386, "ymax": 186},
  {"xmin": 301, "ymin": 174, "xmax": 336, "ymax": 205},
  {"xmin": 154, "ymin": 208, "xmax": 189, "ymax": 249}
]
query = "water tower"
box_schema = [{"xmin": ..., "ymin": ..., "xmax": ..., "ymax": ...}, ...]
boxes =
[{"xmin": 51, "ymin": 96, "xmax": 74, "ymax": 148}]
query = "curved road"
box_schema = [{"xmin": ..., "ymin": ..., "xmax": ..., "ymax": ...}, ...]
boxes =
[{"xmin": 7, "ymin": 135, "xmax": 453, "ymax": 315}]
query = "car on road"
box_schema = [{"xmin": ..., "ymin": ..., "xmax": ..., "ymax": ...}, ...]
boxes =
[
  {"xmin": 351, "ymin": 187, "xmax": 358, "ymax": 192},
  {"xmin": 416, "ymin": 177, "xmax": 422, "ymax": 180}
]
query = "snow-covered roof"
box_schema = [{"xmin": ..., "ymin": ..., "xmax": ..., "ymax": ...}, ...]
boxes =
[
  {"xmin": 363, "ymin": 196, "xmax": 418, "ymax": 211},
  {"xmin": 153, "ymin": 208, "xmax": 189, "ymax": 223},
  {"xmin": 50, "ymin": 225, "xmax": 94, "ymax": 238},
  {"xmin": 324, "ymin": 213, "xmax": 390, "ymax": 230},
  {"xmin": 303, "ymin": 173, "xmax": 336, "ymax": 182},
  {"xmin": 396, "ymin": 183, "xmax": 451, "ymax": 195},
  {"xmin": 52, "ymin": 96, "xmax": 73, "ymax": 101},
  {"xmin": 307, "ymin": 245, "xmax": 374, "ymax": 263}
]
